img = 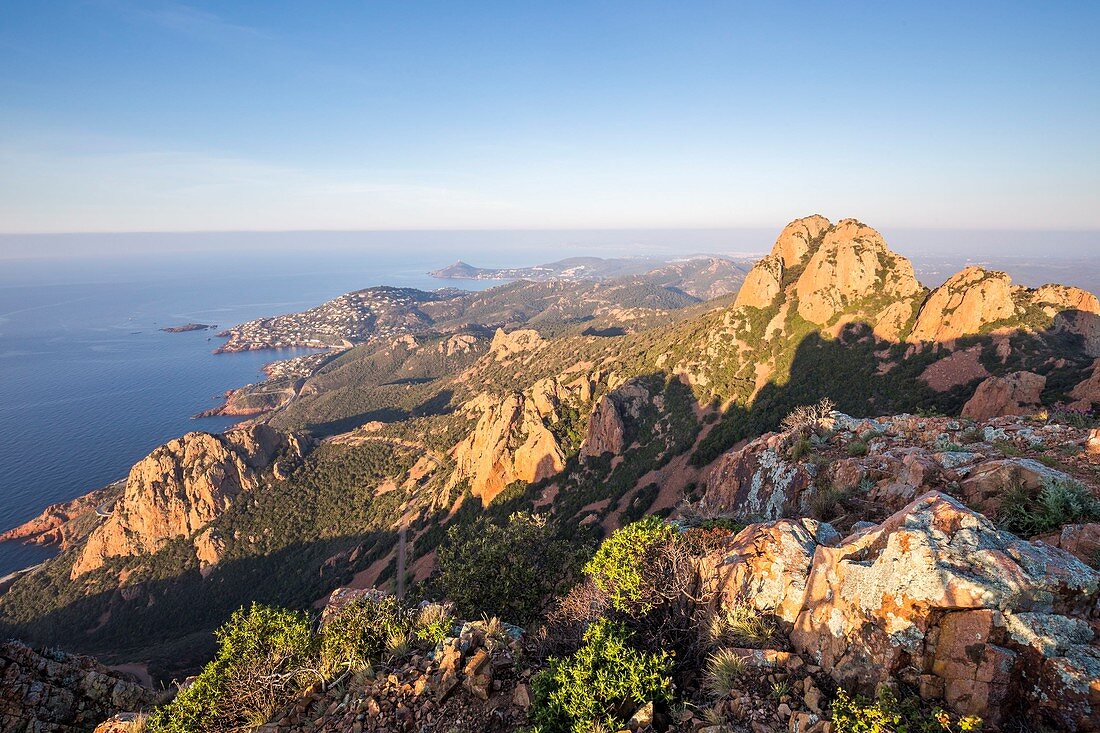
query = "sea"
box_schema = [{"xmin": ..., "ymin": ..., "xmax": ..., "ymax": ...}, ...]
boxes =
[{"xmin": 2, "ymin": 228, "xmax": 1099, "ymax": 576}]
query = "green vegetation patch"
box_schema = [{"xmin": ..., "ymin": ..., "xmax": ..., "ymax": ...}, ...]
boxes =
[{"xmin": 530, "ymin": 618, "xmax": 673, "ymax": 733}]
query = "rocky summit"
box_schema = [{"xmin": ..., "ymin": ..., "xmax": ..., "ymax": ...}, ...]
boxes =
[{"xmin": 2, "ymin": 217, "xmax": 1099, "ymax": 732}]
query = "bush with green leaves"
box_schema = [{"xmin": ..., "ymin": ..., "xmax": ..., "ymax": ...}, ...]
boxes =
[
  {"xmin": 831, "ymin": 687, "xmax": 981, "ymax": 733},
  {"xmin": 433, "ymin": 512, "xmax": 581, "ymax": 624},
  {"xmin": 998, "ymin": 476, "xmax": 1100, "ymax": 537},
  {"xmin": 318, "ymin": 593, "xmax": 414, "ymax": 676},
  {"xmin": 148, "ymin": 604, "xmax": 315, "ymax": 733},
  {"xmin": 531, "ymin": 619, "xmax": 673, "ymax": 733},
  {"xmin": 583, "ymin": 515, "xmax": 674, "ymax": 613}
]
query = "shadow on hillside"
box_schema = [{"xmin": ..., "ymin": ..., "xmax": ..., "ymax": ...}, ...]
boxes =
[
  {"xmin": 309, "ymin": 408, "xmax": 410, "ymax": 436},
  {"xmin": 0, "ymin": 529, "xmax": 399, "ymax": 684},
  {"xmin": 305, "ymin": 388, "xmax": 455, "ymax": 437},
  {"xmin": 692, "ymin": 308, "xmax": 1100, "ymax": 465}
]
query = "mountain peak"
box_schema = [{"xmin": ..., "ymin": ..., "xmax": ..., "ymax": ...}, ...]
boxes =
[
  {"xmin": 735, "ymin": 215, "xmax": 923, "ymax": 329},
  {"xmin": 768, "ymin": 214, "xmax": 832, "ymax": 268}
]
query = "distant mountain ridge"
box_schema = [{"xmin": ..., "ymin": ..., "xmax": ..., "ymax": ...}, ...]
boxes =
[{"xmin": 429, "ymin": 254, "xmax": 753, "ymax": 285}]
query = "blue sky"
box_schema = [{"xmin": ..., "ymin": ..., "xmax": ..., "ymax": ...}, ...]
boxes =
[{"xmin": 1, "ymin": 1, "xmax": 1098, "ymax": 233}]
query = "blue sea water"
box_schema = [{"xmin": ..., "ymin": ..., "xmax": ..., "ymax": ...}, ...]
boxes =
[{"xmin": 0, "ymin": 246, "xmax": 526, "ymax": 576}]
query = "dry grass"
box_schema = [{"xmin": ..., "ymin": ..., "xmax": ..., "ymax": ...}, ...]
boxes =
[
  {"xmin": 706, "ymin": 648, "xmax": 746, "ymax": 697},
  {"xmin": 710, "ymin": 602, "xmax": 776, "ymax": 647}
]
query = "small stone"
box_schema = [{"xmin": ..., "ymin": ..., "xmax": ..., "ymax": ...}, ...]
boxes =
[
  {"xmin": 627, "ymin": 701, "xmax": 654, "ymax": 730},
  {"xmin": 512, "ymin": 683, "xmax": 531, "ymax": 709},
  {"xmin": 463, "ymin": 648, "xmax": 491, "ymax": 677},
  {"xmin": 804, "ymin": 682, "xmax": 823, "ymax": 714}
]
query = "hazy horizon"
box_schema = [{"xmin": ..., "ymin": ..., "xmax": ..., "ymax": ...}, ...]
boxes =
[{"xmin": 2, "ymin": 225, "xmax": 1099, "ymax": 264}]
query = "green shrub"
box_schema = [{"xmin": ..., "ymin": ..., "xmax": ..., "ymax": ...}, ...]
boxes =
[
  {"xmin": 433, "ymin": 512, "xmax": 581, "ymax": 624},
  {"xmin": 958, "ymin": 427, "xmax": 984, "ymax": 445},
  {"xmin": 149, "ymin": 604, "xmax": 315, "ymax": 733},
  {"xmin": 831, "ymin": 687, "xmax": 981, "ymax": 733},
  {"xmin": 319, "ymin": 594, "xmax": 413, "ymax": 676},
  {"xmin": 619, "ymin": 483, "xmax": 662, "ymax": 525},
  {"xmin": 413, "ymin": 603, "xmax": 454, "ymax": 646},
  {"xmin": 846, "ymin": 440, "xmax": 869, "ymax": 457},
  {"xmin": 531, "ymin": 619, "xmax": 673, "ymax": 733},
  {"xmin": 998, "ymin": 477, "xmax": 1100, "ymax": 537},
  {"xmin": 807, "ymin": 483, "xmax": 857, "ymax": 522},
  {"xmin": 789, "ymin": 437, "xmax": 814, "ymax": 461},
  {"xmin": 712, "ymin": 602, "xmax": 775, "ymax": 647},
  {"xmin": 583, "ymin": 516, "xmax": 673, "ymax": 613}
]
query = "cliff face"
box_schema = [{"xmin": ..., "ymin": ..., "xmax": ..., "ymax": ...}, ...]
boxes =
[
  {"xmin": 908, "ymin": 266, "xmax": 1100, "ymax": 347},
  {"xmin": 71, "ymin": 424, "xmax": 303, "ymax": 578},
  {"xmin": 0, "ymin": 640, "xmax": 158, "ymax": 732},
  {"xmin": 794, "ymin": 219, "xmax": 924, "ymax": 327},
  {"xmin": 771, "ymin": 213, "xmax": 831, "ymax": 269},
  {"xmin": 450, "ymin": 389, "xmax": 567, "ymax": 504}
]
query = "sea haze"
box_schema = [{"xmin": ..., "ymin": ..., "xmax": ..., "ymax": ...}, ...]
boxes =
[{"xmin": 1, "ymin": 228, "xmax": 1099, "ymax": 576}]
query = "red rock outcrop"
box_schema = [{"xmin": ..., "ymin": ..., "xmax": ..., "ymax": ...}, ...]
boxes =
[
  {"xmin": 580, "ymin": 393, "xmax": 626, "ymax": 458},
  {"xmin": 960, "ymin": 456, "xmax": 1074, "ymax": 516},
  {"xmin": 908, "ymin": 268, "xmax": 1100, "ymax": 348},
  {"xmin": 700, "ymin": 430, "xmax": 816, "ymax": 520},
  {"xmin": 711, "ymin": 518, "xmax": 840, "ymax": 623},
  {"xmin": 772, "ymin": 214, "xmax": 831, "ymax": 269},
  {"xmin": 0, "ymin": 483, "xmax": 120, "ymax": 549},
  {"xmin": 1037, "ymin": 523, "xmax": 1100, "ymax": 567},
  {"xmin": 910, "ymin": 267, "xmax": 1017, "ymax": 343},
  {"xmin": 449, "ymin": 391, "xmax": 566, "ymax": 504},
  {"xmin": 71, "ymin": 424, "xmax": 303, "ymax": 578},
  {"xmin": 733, "ymin": 215, "xmax": 831, "ymax": 310},
  {"xmin": 733, "ymin": 254, "xmax": 784, "ymax": 310},
  {"xmin": 790, "ymin": 492, "xmax": 1100, "ymax": 730},
  {"xmin": 961, "ymin": 371, "xmax": 1046, "ymax": 421},
  {"xmin": 489, "ymin": 328, "xmax": 545, "ymax": 360},
  {"xmin": 1069, "ymin": 359, "xmax": 1100, "ymax": 410},
  {"xmin": 794, "ymin": 220, "xmax": 924, "ymax": 327}
]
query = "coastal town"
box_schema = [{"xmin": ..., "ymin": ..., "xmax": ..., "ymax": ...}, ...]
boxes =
[{"xmin": 215, "ymin": 286, "xmax": 445, "ymax": 352}]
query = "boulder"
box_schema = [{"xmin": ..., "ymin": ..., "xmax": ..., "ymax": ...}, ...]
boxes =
[
  {"xmin": 960, "ymin": 457, "xmax": 1074, "ymax": 516},
  {"xmin": 910, "ymin": 267, "xmax": 1018, "ymax": 344},
  {"xmin": 790, "ymin": 491, "xmax": 1100, "ymax": 730},
  {"xmin": 961, "ymin": 371, "xmax": 1046, "ymax": 421},
  {"xmin": 1069, "ymin": 359, "xmax": 1100, "ymax": 411},
  {"xmin": 1037, "ymin": 523, "xmax": 1100, "ymax": 567},
  {"xmin": 701, "ymin": 432, "xmax": 815, "ymax": 520},
  {"xmin": 713, "ymin": 518, "xmax": 839, "ymax": 623}
]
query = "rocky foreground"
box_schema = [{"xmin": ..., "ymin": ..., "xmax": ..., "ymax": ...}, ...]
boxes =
[{"xmin": 0, "ymin": 640, "xmax": 160, "ymax": 732}]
